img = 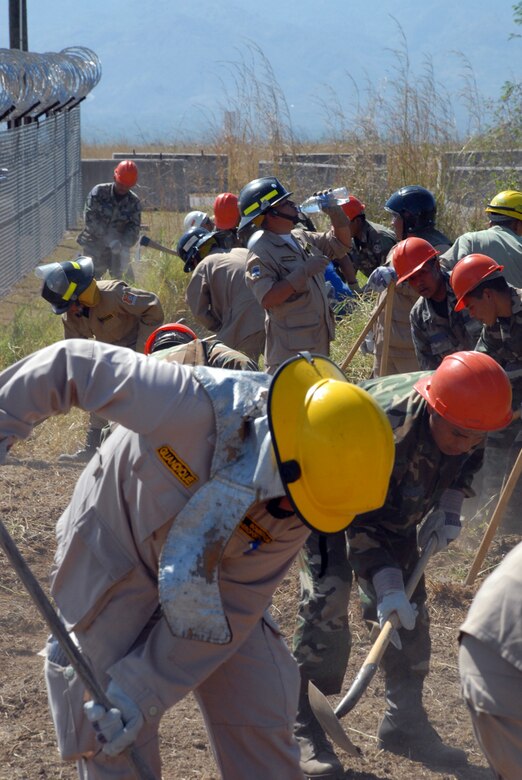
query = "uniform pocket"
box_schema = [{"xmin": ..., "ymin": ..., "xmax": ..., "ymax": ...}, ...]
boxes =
[{"xmin": 52, "ymin": 506, "xmax": 136, "ymax": 630}]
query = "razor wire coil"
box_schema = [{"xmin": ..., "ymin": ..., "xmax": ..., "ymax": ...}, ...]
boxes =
[{"xmin": 0, "ymin": 46, "xmax": 101, "ymax": 121}]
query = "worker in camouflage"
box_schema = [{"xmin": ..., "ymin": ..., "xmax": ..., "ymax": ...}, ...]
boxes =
[
  {"xmin": 386, "ymin": 237, "xmax": 482, "ymax": 369},
  {"xmin": 334, "ymin": 196, "xmax": 397, "ymax": 289},
  {"xmin": 293, "ymin": 352, "xmax": 513, "ymax": 779},
  {"xmin": 366, "ymin": 186, "xmax": 451, "ymax": 375},
  {"xmin": 77, "ymin": 160, "xmax": 141, "ymax": 280},
  {"xmin": 450, "ymin": 254, "xmax": 522, "ymax": 530}
]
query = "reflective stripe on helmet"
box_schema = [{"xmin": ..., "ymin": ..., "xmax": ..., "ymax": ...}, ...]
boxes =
[{"xmin": 62, "ymin": 282, "xmax": 78, "ymax": 302}]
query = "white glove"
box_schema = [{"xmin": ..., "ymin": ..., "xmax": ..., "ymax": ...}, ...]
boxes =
[
  {"xmin": 366, "ymin": 265, "xmax": 397, "ymax": 292},
  {"xmin": 107, "ymin": 239, "xmax": 122, "ymax": 253},
  {"xmin": 417, "ymin": 489, "xmax": 464, "ymax": 553},
  {"xmin": 373, "ymin": 567, "xmax": 417, "ymax": 649},
  {"xmin": 83, "ymin": 680, "xmax": 144, "ymax": 757},
  {"xmin": 360, "ymin": 331, "xmax": 375, "ymax": 355}
]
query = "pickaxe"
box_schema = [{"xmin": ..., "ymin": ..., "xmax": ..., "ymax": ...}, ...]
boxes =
[
  {"xmin": 0, "ymin": 518, "xmax": 155, "ymax": 780},
  {"xmin": 139, "ymin": 234, "xmax": 178, "ymax": 257},
  {"xmin": 308, "ymin": 534, "xmax": 437, "ymax": 754}
]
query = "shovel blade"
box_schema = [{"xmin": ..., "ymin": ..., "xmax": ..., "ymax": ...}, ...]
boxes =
[{"xmin": 308, "ymin": 682, "xmax": 361, "ymax": 757}]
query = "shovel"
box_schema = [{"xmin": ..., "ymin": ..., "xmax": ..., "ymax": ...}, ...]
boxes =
[{"xmin": 308, "ymin": 534, "xmax": 437, "ymax": 752}]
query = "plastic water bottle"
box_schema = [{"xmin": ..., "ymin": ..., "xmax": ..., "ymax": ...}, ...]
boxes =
[{"xmin": 299, "ymin": 186, "xmax": 350, "ymax": 214}]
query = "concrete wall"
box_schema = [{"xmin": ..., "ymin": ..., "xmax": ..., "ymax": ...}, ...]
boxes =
[
  {"xmin": 81, "ymin": 150, "xmax": 521, "ymax": 213},
  {"xmin": 81, "ymin": 158, "xmax": 187, "ymax": 211}
]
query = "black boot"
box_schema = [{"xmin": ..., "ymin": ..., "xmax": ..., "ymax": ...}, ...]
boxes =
[
  {"xmin": 377, "ymin": 676, "xmax": 468, "ymax": 766},
  {"xmin": 294, "ymin": 680, "xmax": 344, "ymax": 780},
  {"xmin": 59, "ymin": 426, "xmax": 100, "ymax": 464}
]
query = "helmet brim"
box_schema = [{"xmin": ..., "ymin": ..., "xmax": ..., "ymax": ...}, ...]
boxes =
[{"xmin": 268, "ymin": 353, "xmax": 351, "ymax": 533}]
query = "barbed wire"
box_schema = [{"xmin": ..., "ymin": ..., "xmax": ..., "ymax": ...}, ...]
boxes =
[{"xmin": 0, "ymin": 46, "xmax": 101, "ymax": 122}]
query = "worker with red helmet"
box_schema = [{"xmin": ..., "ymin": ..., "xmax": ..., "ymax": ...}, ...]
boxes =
[
  {"xmin": 77, "ymin": 159, "xmax": 141, "ymax": 280},
  {"xmin": 365, "ymin": 185, "xmax": 452, "ymax": 376},
  {"xmin": 450, "ymin": 253, "xmax": 522, "ymax": 530},
  {"xmin": 335, "ymin": 195, "xmax": 396, "ymax": 290},
  {"xmin": 144, "ymin": 321, "xmax": 258, "ymax": 372},
  {"xmin": 293, "ymin": 351, "xmax": 512, "ymax": 778},
  {"xmin": 386, "ymin": 237, "xmax": 481, "ymax": 369}
]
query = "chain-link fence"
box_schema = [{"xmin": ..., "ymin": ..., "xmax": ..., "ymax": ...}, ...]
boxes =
[{"xmin": 0, "ymin": 106, "xmax": 82, "ymax": 297}]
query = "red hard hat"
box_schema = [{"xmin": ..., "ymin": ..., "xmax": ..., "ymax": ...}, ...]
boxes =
[
  {"xmin": 390, "ymin": 237, "xmax": 438, "ymax": 284},
  {"xmin": 213, "ymin": 192, "xmax": 240, "ymax": 230},
  {"xmin": 341, "ymin": 195, "xmax": 365, "ymax": 221},
  {"xmin": 144, "ymin": 322, "xmax": 197, "ymax": 355},
  {"xmin": 114, "ymin": 160, "xmax": 138, "ymax": 188},
  {"xmin": 414, "ymin": 351, "xmax": 513, "ymax": 431},
  {"xmin": 450, "ymin": 254, "xmax": 505, "ymax": 311}
]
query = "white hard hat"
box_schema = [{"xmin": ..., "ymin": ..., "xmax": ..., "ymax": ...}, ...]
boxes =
[{"xmin": 183, "ymin": 210, "xmax": 209, "ymax": 230}]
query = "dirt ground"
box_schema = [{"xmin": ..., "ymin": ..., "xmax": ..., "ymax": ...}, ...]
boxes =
[
  {"xmin": 0, "ymin": 241, "xmax": 515, "ymax": 779},
  {"xmin": 0, "ymin": 437, "xmax": 517, "ymax": 780}
]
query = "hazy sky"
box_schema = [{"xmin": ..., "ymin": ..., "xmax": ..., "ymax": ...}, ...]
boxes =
[{"xmin": 2, "ymin": 1, "xmax": 519, "ymax": 142}]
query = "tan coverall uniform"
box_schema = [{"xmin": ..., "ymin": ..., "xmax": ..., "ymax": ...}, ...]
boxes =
[
  {"xmin": 62, "ymin": 279, "xmax": 164, "ymax": 439},
  {"xmin": 459, "ymin": 542, "xmax": 522, "ymax": 780},
  {"xmin": 0, "ymin": 340, "xmax": 308, "ymax": 780},
  {"xmin": 62, "ymin": 279, "xmax": 164, "ymax": 353},
  {"xmin": 185, "ymin": 247, "xmax": 265, "ymax": 363},
  {"xmin": 154, "ymin": 336, "xmax": 258, "ymax": 372},
  {"xmin": 245, "ymin": 228, "xmax": 348, "ymax": 373}
]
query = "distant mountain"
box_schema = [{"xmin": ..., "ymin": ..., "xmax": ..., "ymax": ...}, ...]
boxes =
[{"xmin": 19, "ymin": 0, "xmax": 519, "ymax": 141}]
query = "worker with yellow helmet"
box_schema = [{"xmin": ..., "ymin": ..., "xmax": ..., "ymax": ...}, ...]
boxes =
[
  {"xmin": 440, "ymin": 190, "xmax": 522, "ymax": 288},
  {"xmin": 0, "ymin": 343, "xmax": 393, "ymax": 779}
]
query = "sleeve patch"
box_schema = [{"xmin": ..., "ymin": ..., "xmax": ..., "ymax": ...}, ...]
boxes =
[{"xmin": 122, "ymin": 291, "xmax": 138, "ymax": 305}]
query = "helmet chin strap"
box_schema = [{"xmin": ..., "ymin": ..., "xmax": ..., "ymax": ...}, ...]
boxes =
[{"xmin": 269, "ymin": 207, "xmax": 301, "ymax": 225}]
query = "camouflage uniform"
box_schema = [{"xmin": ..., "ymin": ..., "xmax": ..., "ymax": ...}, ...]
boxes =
[
  {"xmin": 77, "ymin": 183, "xmax": 142, "ymax": 278},
  {"xmin": 63, "ymin": 279, "xmax": 164, "ymax": 445},
  {"xmin": 372, "ymin": 227, "xmax": 451, "ymax": 376},
  {"xmin": 346, "ymin": 219, "xmax": 397, "ymax": 278},
  {"xmin": 294, "ymin": 370, "xmax": 483, "ymax": 696},
  {"xmin": 474, "ymin": 286, "xmax": 522, "ymax": 530},
  {"xmin": 410, "ymin": 270, "xmax": 482, "ymax": 369}
]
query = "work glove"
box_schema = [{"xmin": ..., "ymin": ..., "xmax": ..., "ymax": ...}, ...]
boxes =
[
  {"xmin": 365, "ymin": 265, "xmax": 397, "ymax": 292},
  {"xmin": 107, "ymin": 239, "xmax": 122, "ymax": 254},
  {"xmin": 360, "ymin": 331, "xmax": 375, "ymax": 356},
  {"xmin": 373, "ymin": 567, "xmax": 417, "ymax": 650},
  {"xmin": 417, "ymin": 489, "xmax": 464, "ymax": 554},
  {"xmin": 84, "ymin": 680, "xmax": 144, "ymax": 757},
  {"xmin": 287, "ymin": 255, "xmax": 329, "ymax": 292}
]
